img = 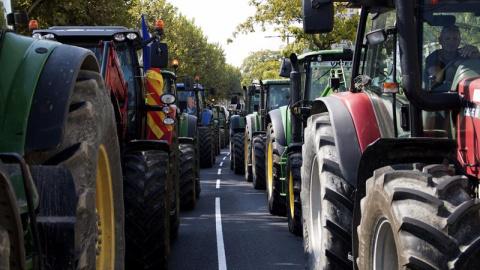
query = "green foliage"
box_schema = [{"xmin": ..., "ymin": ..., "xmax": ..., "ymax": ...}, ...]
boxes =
[
  {"xmin": 240, "ymin": 50, "xmax": 283, "ymax": 86},
  {"xmin": 231, "ymin": 0, "xmax": 358, "ymax": 53},
  {"xmin": 11, "ymin": 0, "xmax": 242, "ymax": 99}
]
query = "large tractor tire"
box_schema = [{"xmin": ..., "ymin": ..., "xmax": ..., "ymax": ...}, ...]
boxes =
[
  {"xmin": 179, "ymin": 143, "xmax": 197, "ymax": 210},
  {"xmin": 265, "ymin": 123, "xmax": 286, "ymax": 216},
  {"xmin": 169, "ymin": 141, "xmax": 180, "ymax": 242},
  {"xmin": 244, "ymin": 127, "xmax": 253, "ymax": 182},
  {"xmin": 214, "ymin": 126, "xmax": 220, "ymax": 156},
  {"xmin": 220, "ymin": 128, "xmax": 226, "ymax": 149},
  {"xmin": 252, "ymin": 135, "xmax": 266, "ymax": 190},
  {"xmin": 300, "ymin": 112, "xmax": 354, "ymax": 270},
  {"xmin": 286, "ymin": 152, "xmax": 303, "ymax": 236},
  {"xmin": 232, "ymin": 132, "xmax": 245, "ymax": 174},
  {"xmin": 358, "ymin": 163, "xmax": 480, "ymax": 269},
  {"xmin": 230, "ymin": 140, "xmax": 234, "ymax": 170},
  {"xmin": 198, "ymin": 126, "xmax": 214, "ymax": 168},
  {"xmin": 123, "ymin": 150, "xmax": 171, "ymax": 270},
  {"xmin": 194, "ymin": 134, "xmax": 201, "ymax": 198},
  {"xmin": 26, "ymin": 70, "xmax": 124, "ymax": 270}
]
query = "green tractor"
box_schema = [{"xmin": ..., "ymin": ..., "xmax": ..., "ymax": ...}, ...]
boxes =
[
  {"xmin": 264, "ymin": 49, "xmax": 352, "ymax": 230},
  {"xmin": 231, "ymin": 84, "xmax": 260, "ymax": 174},
  {"xmin": 0, "ymin": 1, "xmax": 124, "ymax": 268},
  {"xmin": 244, "ymin": 79, "xmax": 290, "ymax": 189}
]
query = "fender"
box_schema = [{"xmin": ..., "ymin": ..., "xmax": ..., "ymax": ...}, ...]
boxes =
[
  {"xmin": 179, "ymin": 113, "xmax": 197, "ymax": 139},
  {"xmin": 267, "ymin": 107, "xmax": 288, "ymax": 156},
  {"xmin": 245, "ymin": 112, "xmax": 260, "ymax": 143},
  {"xmin": 229, "ymin": 115, "xmax": 246, "ymax": 134},
  {"xmin": 25, "ymin": 44, "xmax": 99, "ymax": 153},
  {"xmin": 201, "ymin": 110, "xmax": 213, "ymax": 126},
  {"xmin": 311, "ymin": 93, "xmax": 376, "ymax": 188}
]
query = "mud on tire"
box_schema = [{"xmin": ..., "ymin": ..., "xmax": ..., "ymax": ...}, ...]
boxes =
[{"xmin": 26, "ymin": 70, "xmax": 124, "ymax": 270}]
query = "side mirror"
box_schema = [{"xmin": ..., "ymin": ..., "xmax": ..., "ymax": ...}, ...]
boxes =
[
  {"xmin": 279, "ymin": 58, "xmax": 292, "ymax": 78},
  {"xmin": 247, "ymin": 85, "xmax": 256, "ymax": 96},
  {"xmin": 150, "ymin": 42, "xmax": 168, "ymax": 68},
  {"xmin": 302, "ymin": 0, "xmax": 334, "ymax": 34},
  {"xmin": 184, "ymin": 77, "xmax": 194, "ymax": 91},
  {"xmin": 366, "ymin": 29, "xmax": 387, "ymax": 46},
  {"xmin": 329, "ymin": 77, "xmax": 340, "ymax": 90}
]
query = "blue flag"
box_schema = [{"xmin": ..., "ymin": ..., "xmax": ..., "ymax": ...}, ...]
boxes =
[{"xmin": 141, "ymin": 14, "xmax": 151, "ymax": 74}]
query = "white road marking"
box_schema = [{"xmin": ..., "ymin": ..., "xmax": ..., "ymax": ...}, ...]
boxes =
[
  {"xmin": 220, "ymin": 162, "xmax": 223, "ymax": 167},
  {"xmin": 216, "ymin": 179, "xmax": 220, "ymax": 189},
  {"xmin": 216, "ymin": 198, "xmax": 227, "ymax": 270},
  {"xmin": 223, "ymin": 156, "xmax": 227, "ymax": 160},
  {"xmin": 218, "ymin": 169, "xmax": 221, "ymax": 175}
]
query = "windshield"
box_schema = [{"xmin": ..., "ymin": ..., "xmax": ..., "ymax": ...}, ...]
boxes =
[
  {"xmin": 178, "ymin": 90, "xmax": 197, "ymax": 115},
  {"xmin": 162, "ymin": 76, "xmax": 175, "ymax": 95},
  {"xmin": 306, "ymin": 61, "xmax": 352, "ymax": 100},
  {"xmin": 249, "ymin": 92, "xmax": 260, "ymax": 113},
  {"xmin": 267, "ymin": 84, "xmax": 290, "ymax": 110}
]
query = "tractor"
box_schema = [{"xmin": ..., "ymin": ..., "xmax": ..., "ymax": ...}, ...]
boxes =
[
  {"xmin": 263, "ymin": 50, "xmax": 352, "ymax": 237},
  {"xmin": 177, "ymin": 79, "xmax": 216, "ymax": 169},
  {"xmin": 213, "ymin": 104, "xmax": 229, "ymax": 150},
  {"xmin": 244, "ymin": 79, "xmax": 290, "ymax": 191},
  {"xmin": 301, "ymin": 0, "xmax": 480, "ymax": 269},
  {"xmin": 32, "ymin": 21, "xmax": 179, "ymax": 268},
  {"xmin": 231, "ymin": 84, "xmax": 260, "ymax": 174},
  {"xmin": 0, "ymin": 0, "xmax": 125, "ymax": 268}
]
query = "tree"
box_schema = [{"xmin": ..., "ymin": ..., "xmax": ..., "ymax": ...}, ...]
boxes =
[
  {"xmin": 230, "ymin": 0, "xmax": 358, "ymax": 53},
  {"xmin": 240, "ymin": 50, "xmax": 283, "ymax": 86}
]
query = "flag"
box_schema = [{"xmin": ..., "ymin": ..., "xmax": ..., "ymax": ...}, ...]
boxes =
[{"xmin": 141, "ymin": 14, "xmax": 151, "ymax": 74}]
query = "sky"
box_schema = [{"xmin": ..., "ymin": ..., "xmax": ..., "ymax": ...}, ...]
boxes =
[{"xmin": 167, "ymin": 0, "xmax": 286, "ymax": 68}]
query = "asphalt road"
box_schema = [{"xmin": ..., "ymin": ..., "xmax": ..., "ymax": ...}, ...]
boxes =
[{"xmin": 169, "ymin": 148, "xmax": 304, "ymax": 270}]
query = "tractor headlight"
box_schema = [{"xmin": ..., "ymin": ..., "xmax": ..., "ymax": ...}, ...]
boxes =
[
  {"xmin": 162, "ymin": 106, "xmax": 170, "ymax": 114},
  {"xmin": 163, "ymin": 117, "xmax": 175, "ymax": 125},
  {"xmin": 114, "ymin": 33, "xmax": 125, "ymax": 42},
  {"xmin": 43, "ymin": 33, "xmax": 55, "ymax": 40},
  {"xmin": 32, "ymin": 33, "xmax": 42, "ymax": 39},
  {"xmin": 160, "ymin": 93, "xmax": 176, "ymax": 105},
  {"xmin": 126, "ymin": 33, "xmax": 138, "ymax": 40}
]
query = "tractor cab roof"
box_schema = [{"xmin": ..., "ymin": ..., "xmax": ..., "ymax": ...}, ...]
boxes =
[
  {"xmin": 298, "ymin": 49, "xmax": 353, "ymax": 63},
  {"xmin": 33, "ymin": 26, "xmax": 142, "ymax": 44},
  {"xmin": 262, "ymin": 79, "xmax": 290, "ymax": 85}
]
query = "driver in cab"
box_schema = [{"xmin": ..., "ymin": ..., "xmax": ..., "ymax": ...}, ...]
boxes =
[{"xmin": 425, "ymin": 25, "xmax": 480, "ymax": 90}]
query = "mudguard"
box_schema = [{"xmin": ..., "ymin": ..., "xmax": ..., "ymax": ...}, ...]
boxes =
[
  {"xmin": 178, "ymin": 113, "xmax": 197, "ymax": 139},
  {"xmin": 267, "ymin": 107, "xmax": 289, "ymax": 156},
  {"xmin": 201, "ymin": 110, "xmax": 213, "ymax": 126},
  {"xmin": 0, "ymin": 32, "xmax": 98, "ymax": 154},
  {"xmin": 229, "ymin": 115, "xmax": 246, "ymax": 134},
  {"xmin": 245, "ymin": 112, "xmax": 261, "ymax": 142}
]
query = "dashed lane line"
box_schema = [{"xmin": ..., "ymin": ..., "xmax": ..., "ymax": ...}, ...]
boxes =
[{"xmin": 216, "ymin": 198, "xmax": 227, "ymax": 270}]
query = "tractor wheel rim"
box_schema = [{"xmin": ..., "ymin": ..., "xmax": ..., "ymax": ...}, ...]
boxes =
[
  {"xmin": 267, "ymin": 140, "xmax": 273, "ymax": 197},
  {"xmin": 289, "ymin": 170, "xmax": 294, "ymax": 218},
  {"xmin": 95, "ymin": 144, "xmax": 115, "ymax": 269},
  {"xmin": 373, "ymin": 219, "xmax": 398, "ymax": 270},
  {"xmin": 310, "ymin": 156, "xmax": 322, "ymax": 261}
]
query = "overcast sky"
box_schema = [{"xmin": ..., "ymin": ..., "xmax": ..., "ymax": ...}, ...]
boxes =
[{"xmin": 167, "ymin": 0, "xmax": 286, "ymax": 68}]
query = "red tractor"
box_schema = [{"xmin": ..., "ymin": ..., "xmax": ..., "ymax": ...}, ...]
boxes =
[{"xmin": 300, "ymin": 0, "xmax": 480, "ymax": 269}]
